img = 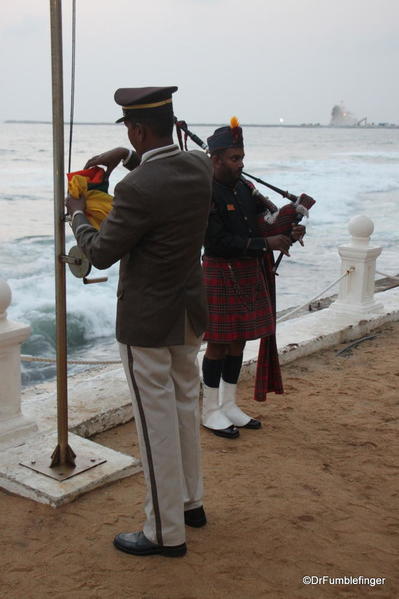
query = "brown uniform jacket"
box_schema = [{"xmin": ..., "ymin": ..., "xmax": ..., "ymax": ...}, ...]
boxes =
[{"xmin": 72, "ymin": 145, "xmax": 212, "ymax": 347}]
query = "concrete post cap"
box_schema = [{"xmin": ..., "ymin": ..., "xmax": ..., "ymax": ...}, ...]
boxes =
[{"xmin": 348, "ymin": 215, "xmax": 374, "ymax": 239}]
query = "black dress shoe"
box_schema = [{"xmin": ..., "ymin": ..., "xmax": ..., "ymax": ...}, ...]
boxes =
[
  {"xmin": 208, "ymin": 424, "xmax": 240, "ymax": 439},
  {"xmin": 113, "ymin": 531, "xmax": 186, "ymax": 558},
  {"xmin": 240, "ymin": 418, "xmax": 262, "ymax": 429},
  {"xmin": 184, "ymin": 506, "xmax": 207, "ymax": 528}
]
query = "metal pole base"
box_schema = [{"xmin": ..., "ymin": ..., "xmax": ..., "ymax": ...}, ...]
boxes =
[
  {"xmin": 50, "ymin": 442, "xmax": 77, "ymax": 467},
  {"xmin": 20, "ymin": 450, "xmax": 106, "ymax": 482}
]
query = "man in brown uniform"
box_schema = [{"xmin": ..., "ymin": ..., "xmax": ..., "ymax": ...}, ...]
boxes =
[{"xmin": 66, "ymin": 86, "xmax": 212, "ymax": 557}]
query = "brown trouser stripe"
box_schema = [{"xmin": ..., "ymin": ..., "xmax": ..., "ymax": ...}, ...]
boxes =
[{"xmin": 127, "ymin": 346, "xmax": 163, "ymax": 546}]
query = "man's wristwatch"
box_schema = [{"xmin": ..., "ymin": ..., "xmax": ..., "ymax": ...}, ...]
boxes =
[{"xmin": 122, "ymin": 149, "xmax": 133, "ymax": 166}]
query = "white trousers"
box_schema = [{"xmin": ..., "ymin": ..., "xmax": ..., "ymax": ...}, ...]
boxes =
[{"xmin": 119, "ymin": 328, "xmax": 203, "ymax": 546}]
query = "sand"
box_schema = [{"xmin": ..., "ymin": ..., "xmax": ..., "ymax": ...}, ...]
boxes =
[{"xmin": 1, "ymin": 320, "xmax": 398, "ymax": 599}]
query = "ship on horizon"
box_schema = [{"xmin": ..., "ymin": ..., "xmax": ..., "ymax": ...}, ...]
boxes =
[{"xmin": 329, "ymin": 102, "xmax": 397, "ymax": 129}]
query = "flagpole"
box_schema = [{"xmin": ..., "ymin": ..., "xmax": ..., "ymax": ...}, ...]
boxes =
[{"xmin": 49, "ymin": 0, "xmax": 75, "ymax": 467}]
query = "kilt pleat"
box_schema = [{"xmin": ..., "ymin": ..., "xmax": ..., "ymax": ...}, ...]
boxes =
[{"xmin": 203, "ymin": 256, "xmax": 275, "ymax": 343}]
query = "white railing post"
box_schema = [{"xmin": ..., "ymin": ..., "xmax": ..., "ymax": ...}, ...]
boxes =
[
  {"xmin": 329, "ymin": 215, "xmax": 383, "ymax": 315},
  {"xmin": 0, "ymin": 278, "xmax": 37, "ymax": 447}
]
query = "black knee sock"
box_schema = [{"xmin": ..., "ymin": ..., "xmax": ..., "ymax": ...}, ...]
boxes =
[
  {"xmin": 202, "ymin": 356, "xmax": 224, "ymax": 388},
  {"xmin": 222, "ymin": 354, "xmax": 243, "ymax": 384}
]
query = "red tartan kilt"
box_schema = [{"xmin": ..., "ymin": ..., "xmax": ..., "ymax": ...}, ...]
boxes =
[{"xmin": 203, "ymin": 256, "xmax": 275, "ymax": 343}]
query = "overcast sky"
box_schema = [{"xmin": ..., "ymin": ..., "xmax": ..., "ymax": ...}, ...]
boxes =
[{"xmin": 1, "ymin": 0, "xmax": 398, "ymax": 125}]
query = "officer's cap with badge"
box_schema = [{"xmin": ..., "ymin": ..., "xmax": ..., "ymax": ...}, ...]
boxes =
[
  {"xmin": 207, "ymin": 117, "xmax": 244, "ymax": 154},
  {"xmin": 114, "ymin": 86, "xmax": 178, "ymax": 123}
]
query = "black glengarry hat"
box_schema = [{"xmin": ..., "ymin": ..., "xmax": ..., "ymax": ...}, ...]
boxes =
[
  {"xmin": 114, "ymin": 86, "xmax": 178, "ymax": 123},
  {"xmin": 207, "ymin": 116, "xmax": 243, "ymax": 153}
]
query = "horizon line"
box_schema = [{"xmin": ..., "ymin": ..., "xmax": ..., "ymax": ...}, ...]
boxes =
[{"xmin": 3, "ymin": 119, "xmax": 399, "ymax": 129}]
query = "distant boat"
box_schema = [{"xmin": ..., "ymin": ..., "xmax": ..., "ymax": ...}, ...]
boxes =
[{"xmin": 330, "ymin": 103, "xmax": 357, "ymax": 127}]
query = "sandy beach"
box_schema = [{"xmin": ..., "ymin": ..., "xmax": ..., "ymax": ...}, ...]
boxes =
[{"xmin": 1, "ymin": 320, "xmax": 398, "ymax": 599}]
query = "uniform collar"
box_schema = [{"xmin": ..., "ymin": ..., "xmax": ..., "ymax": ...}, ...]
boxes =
[
  {"xmin": 213, "ymin": 177, "xmax": 241, "ymax": 191},
  {"xmin": 140, "ymin": 144, "xmax": 180, "ymax": 165}
]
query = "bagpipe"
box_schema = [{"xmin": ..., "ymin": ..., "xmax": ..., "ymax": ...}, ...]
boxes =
[{"xmin": 174, "ymin": 118, "xmax": 316, "ymax": 273}]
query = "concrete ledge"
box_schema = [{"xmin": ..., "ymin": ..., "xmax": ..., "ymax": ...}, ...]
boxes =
[
  {"xmin": 21, "ymin": 366, "xmax": 133, "ymax": 438},
  {"xmin": 17, "ymin": 286, "xmax": 399, "ymax": 441},
  {"xmin": 0, "ymin": 414, "xmax": 38, "ymax": 449},
  {"xmin": 5, "ymin": 286, "xmax": 397, "ymax": 507},
  {"xmin": 277, "ymin": 286, "xmax": 399, "ymax": 363},
  {"xmin": 0, "ymin": 431, "xmax": 141, "ymax": 507},
  {"xmin": 221, "ymin": 285, "xmax": 399, "ymax": 383}
]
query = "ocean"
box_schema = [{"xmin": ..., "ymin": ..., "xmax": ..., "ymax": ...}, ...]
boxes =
[{"xmin": 0, "ymin": 122, "xmax": 398, "ymax": 386}]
